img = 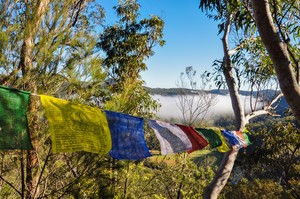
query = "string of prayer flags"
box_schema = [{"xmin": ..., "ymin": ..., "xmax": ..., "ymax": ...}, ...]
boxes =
[
  {"xmin": 40, "ymin": 95, "xmax": 112, "ymax": 154},
  {"xmin": 0, "ymin": 85, "xmax": 252, "ymax": 157},
  {"xmin": 176, "ymin": 124, "xmax": 209, "ymax": 153},
  {"xmin": 0, "ymin": 86, "xmax": 33, "ymax": 150},
  {"xmin": 105, "ymin": 111, "xmax": 152, "ymax": 160},
  {"xmin": 195, "ymin": 128, "xmax": 222, "ymax": 148},
  {"xmin": 148, "ymin": 120, "xmax": 192, "ymax": 155}
]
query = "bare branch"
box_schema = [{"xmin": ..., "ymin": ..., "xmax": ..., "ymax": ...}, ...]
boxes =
[
  {"xmin": 0, "ymin": 175, "xmax": 22, "ymax": 197},
  {"xmin": 176, "ymin": 68, "xmax": 217, "ymax": 125},
  {"xmin": 34, "ymin": 147, "xmax": 52, "ymax": 198},
  {"xmin": 245, "ymin": 92, "xmax": 283, "ymax": 123}
]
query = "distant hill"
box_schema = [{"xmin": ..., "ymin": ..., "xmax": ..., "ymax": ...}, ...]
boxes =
[
  {"xmin": 147, "ymin": 87, "xmax": 281, "ymax": 97},
  {"xmin": 145, "ymin": 87, "xmax": 194, "ymax": 96}
]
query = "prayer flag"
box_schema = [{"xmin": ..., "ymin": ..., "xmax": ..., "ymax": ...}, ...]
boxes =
[
  {"xmin": 105, "ymin": 110, "xmax": 152, "ymax": 160},
  {"xmin": 242, "ymin": 128, "xmax": 252, "ymax": 146},
  {"xmin": 221, "ymin": 130, "xmax": 244, "ymax": 149},
  {"xmin": 195, "ymin": 128, "xmax": 222, "ymax": 148},
  {"xmin": 242, "ymin": 131, "xmax": 251, "ymax": 146},
  {"xmin": 40, "ymin": 95, "xmax": 111, "ymax": 154},
  {"xmin": 176, "ymin": 124, "xmax": 208, "ymax": 153},
  {"xmin": 236, "ymin": 131, "xmax": 248, "ymax": 148},
  {"xmin": 214, "ymin": 129, "xmax": 231, "ymax": 153},
  {"xmin": 0, "ymin": 86, "xmax": 33, "ymax": 149},
  {"xmin": 235, "ymin": 131, "xmax": 251, "ymax": 148},
  {"xmin": 148, "ymin": 120, "xmax": 192, "ymax": 155}
]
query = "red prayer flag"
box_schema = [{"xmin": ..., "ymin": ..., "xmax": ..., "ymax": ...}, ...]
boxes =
[{"xmin": 176, "ymin": 124, "xmax": 209, "ymax": 153}]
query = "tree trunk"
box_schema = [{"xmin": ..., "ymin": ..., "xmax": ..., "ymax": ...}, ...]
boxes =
[
  {"xmin": 25, "ymin": 96, "xmax": 40, "ymax": 199},
  {"xmin": 221, "ymin": 14, "xmax": 246, "ymax": 130},
  {"xmin": 203, "ymin": 12, "xmax": 245, "ymax": 199},
  {"xmin": 20, "ymin": 23, "xmax": 39, "ymax": 199},
  {"xmin": 203, "ymin": 148, "xmax": 238, "ymax": 199},
  {"xmin": 252, "ymin": 0, "xmax": 300, "ymax": 123},
  {"xmin": 19, "ymin": 1, "xmax": 50, "ymax": 198}
]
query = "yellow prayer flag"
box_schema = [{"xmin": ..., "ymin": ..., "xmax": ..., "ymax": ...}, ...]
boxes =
[
  {"xmin": 215, "ymin": 129, "xmax": 231, "ymax": 153},
  {"xmin": 40, "ymin": 95, "xmax": 112, "ymax": 154}
]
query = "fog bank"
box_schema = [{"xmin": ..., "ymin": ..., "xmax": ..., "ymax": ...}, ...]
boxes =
[{"xmin": 152, "ymin": 94, "xmax": 262, "ymax": 121}]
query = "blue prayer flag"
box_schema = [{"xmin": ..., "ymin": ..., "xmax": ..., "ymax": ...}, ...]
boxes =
[
  {"xmin": 105, "ymin": 110, "xmax": 152, "ymax": 160},
  {"xmin": 221, "ymin": 130, "xmax": 244, "ymax": 149}
]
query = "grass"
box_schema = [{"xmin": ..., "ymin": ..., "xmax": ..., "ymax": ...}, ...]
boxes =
[
  {"xmin": 189, "ymin": 149, "xmax": 224, "ymax": 167},
  {"xmin": 148, "ymin": 149, "xmax": 224, "ymax": 167}
]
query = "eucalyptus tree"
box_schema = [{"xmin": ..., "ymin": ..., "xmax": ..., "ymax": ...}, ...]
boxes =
[
  {"xmin": 99, "ymin": 0, "xmax": 164, "ymax": 117},
  {"xmin": 198, "ymin": 0, "xmax": 286, "ymax": 198},
  {"xmin": 252, "ymin": 0, "xmax": 300, "ymax": 123},
  {"xmin": 98, "ymin": 0, "xmax": 164, "ymax": 87}
]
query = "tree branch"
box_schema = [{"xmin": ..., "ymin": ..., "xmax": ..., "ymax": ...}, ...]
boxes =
[
  {"xmin": 245, "ymin": 92, "xmax": 283, "ymax": 122},
  {"xmin": 0, "ymin": 175, "xmax": 22, "ymax": 196},
  {"xmin": 228, "ymin": 37, "xmax": 258, "ymax": 55}
]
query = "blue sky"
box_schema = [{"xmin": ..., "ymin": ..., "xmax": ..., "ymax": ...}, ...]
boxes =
[{"xmin": 100, "ymin": 0, "xmax": 223, "ymax": 88}]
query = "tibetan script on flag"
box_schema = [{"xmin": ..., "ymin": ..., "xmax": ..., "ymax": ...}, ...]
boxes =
[
  {"xmin": 0, "ymin": 86, "xmax": 33, "ymax": 149},
  {"xmin": 40, "ymin": 95, "xmax": 111, "ymax": 154}
]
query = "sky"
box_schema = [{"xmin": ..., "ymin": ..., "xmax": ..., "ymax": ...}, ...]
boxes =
[{"xmin": 99, "ymin": 0, "xmax": 223, "ymax": 88}]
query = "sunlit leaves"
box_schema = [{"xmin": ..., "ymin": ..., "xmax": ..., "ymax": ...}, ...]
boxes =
[
  {"xmin": 240, "ymin": 121, "xmax": 300, "ymax": 198},
  {"xmin": 98, "ymin": 0, "xmax": 164, "ymax": 85}
]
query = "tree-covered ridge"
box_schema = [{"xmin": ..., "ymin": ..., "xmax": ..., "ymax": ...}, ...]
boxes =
[{"xmin": 147, "ymin": 87, "xmax": 281, "ymax": 97}]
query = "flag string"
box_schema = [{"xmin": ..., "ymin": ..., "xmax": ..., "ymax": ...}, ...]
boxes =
[{"xmin": 0, "ymin": 85, "xmax": 252, "ymax": 159}]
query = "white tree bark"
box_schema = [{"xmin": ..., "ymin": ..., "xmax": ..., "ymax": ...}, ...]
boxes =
[{"xmin": 203, "ymin": 12, "xmax": 244, "ymax": 199}]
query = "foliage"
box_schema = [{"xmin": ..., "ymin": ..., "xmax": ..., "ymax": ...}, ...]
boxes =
[
  {"xmin": 98, "ymin": 0, "xmax": 165, "ymax": 90},
  {"xmin": 231, "ymin": 121, "xmax": 300, "ymax": 198},
  {"xmin": 0, "ymin": 0, "xmax": 106, "ymax": 97},
  {"xmin": 223, "ymin": 178, "xmax": 285, "ymax": 199},
  {"xmin": 104, "ymin": 78, "xmax": 160, "ymax": 117},
  {"xmin": 140, "ymin": 153, "xmax": 215, "ymax": 199},
  {"xmin": 0, "ymin": 0, "xmax": 298, "ymax": 198},
  {"xmin": 198, "ymin": 0, "xmax": 298, "ymax": 197}
]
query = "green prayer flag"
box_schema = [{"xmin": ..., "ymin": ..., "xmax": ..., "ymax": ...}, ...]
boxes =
[
  {"xmin": 242, "ymin": 131, "xmax": 251, "ymax": 146},
  {"xmin": 0, "ymin": 86, "xmax": 33, "ymax": 149},
  {"xmin": 195, "ymin": 128, "xmax": 222, "ymax": 148}
]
